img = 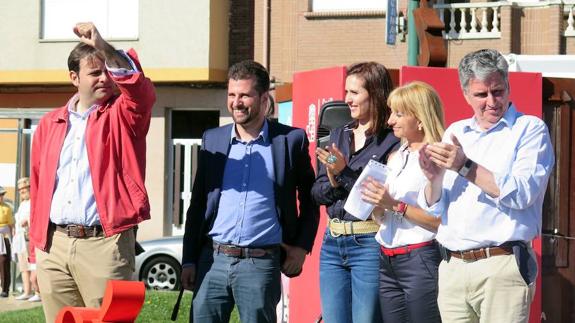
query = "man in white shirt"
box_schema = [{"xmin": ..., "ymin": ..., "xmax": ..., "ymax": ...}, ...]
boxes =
[{"xmin": 418, "ymin": 49, "xmax": 554, "ymax": 322}]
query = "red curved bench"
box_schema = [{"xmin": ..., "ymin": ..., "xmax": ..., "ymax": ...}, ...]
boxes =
[{"xmin": 55, "ymin": 280, "xmax": 146, "ymax": 323}]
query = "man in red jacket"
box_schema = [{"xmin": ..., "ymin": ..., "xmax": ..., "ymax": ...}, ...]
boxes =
[{"xmin": 29, "ymin": 22, "xmax": 155, "ymax": 322}]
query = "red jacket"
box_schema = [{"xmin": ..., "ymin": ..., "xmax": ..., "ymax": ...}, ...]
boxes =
[{"xmin": 29, "ymin": 50, "xmax": 156, "ymax": 262}]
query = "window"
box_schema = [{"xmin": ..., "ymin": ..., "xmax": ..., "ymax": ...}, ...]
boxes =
[
  {"xmin": 41, "ymin": 0, "xmax": 139, "ymax": 40},
  {"xmin": 312, "ymin": 0, "xmax": 386, "ymax": 12}
]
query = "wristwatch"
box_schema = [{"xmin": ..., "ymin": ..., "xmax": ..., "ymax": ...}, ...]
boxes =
[{"xmin": 458, "ymin": 158, "xmax": 474, "ymax": 177}]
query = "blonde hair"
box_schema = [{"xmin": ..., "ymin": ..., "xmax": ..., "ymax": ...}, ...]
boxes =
[{"xmin": 387, "ymin": 81, "xmax": 445, "ymax": 143}]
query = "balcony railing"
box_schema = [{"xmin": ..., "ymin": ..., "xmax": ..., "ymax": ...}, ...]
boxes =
[
  {"xmin": 433, "ymin": 1, "xmax": 575, "ymax": 39},
  {"xmin": 434, "ymin": 1, "xmax": 503, "ymax": 40},
  {"xmin": 564, "ymin": 1, "xmax": 575, "ymax": 36}
]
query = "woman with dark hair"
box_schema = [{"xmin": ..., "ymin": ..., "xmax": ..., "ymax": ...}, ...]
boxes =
[{"xmin": 312, "ymin": 62, "xmax": 399, "ymax": 323}]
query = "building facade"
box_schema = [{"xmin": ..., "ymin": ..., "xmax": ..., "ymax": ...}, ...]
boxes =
[
  {"xmin": 249, "ymin": 0, "xmax": 575, "ymax": 82},
  {"xmin": 0, "ymin": 0, "xmax": 235, "ymax": 240}
]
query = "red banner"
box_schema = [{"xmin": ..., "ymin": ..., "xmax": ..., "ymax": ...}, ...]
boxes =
[{"xmin": 290, "ymin": 66, "xmax": 346, "ymax": 323}]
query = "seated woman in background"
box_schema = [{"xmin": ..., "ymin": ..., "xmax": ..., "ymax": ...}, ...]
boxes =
[{"xmin": 361, "ymin": 81, "xmax": 445, "ymax": 323}]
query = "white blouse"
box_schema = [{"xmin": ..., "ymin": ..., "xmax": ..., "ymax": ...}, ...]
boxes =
[{"xmin": 375, "ymin": 143, "xmax": 436, "ymax": 248}]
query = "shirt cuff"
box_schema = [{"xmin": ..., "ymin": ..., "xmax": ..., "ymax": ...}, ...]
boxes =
[
  {"xmin": 417, "ymin": 186, "xmax": 444, "ymax": 218},
  {"xmin": 493, "ymin": 172, "xmax": 515, "ymax": 204},
  {"xmin": 335, "ymin": 166, "xmax": 356, "ymax": 191},
  {"xmin": 182, "ymin": 262, "xmax": 195, "ymax": 269},
  {"xmin": 106, "ymin": 50, "xmax": 139, "ymax": 77}
]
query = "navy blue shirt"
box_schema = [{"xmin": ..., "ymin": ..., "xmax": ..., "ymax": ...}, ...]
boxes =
[{"xmin": 311, "ymin": 123, "xmax": 399, "ymax": 221}]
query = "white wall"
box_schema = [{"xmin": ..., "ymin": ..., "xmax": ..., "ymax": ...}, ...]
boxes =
[
  {"xmin": 138, "ymin": 85, "xmax": 228, "ymax": 241},
  {"xmin": 0, "ymin": 0, "xmax": 225, "ymax": 72}
]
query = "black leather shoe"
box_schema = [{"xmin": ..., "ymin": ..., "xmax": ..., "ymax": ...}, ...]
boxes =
[{"xmin": 0, "ymin": 292, "xmax": 8, "ymax": 298}]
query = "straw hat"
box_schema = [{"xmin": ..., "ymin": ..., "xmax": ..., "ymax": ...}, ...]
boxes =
[{"xmin": 17, "ymin": 177, "xmax": 30, "ymax": 190}]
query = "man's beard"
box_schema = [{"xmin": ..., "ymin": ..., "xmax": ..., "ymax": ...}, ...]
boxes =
[{"xmin": 232, "ymin": 107, "xmax": 254, "ymax": 125}]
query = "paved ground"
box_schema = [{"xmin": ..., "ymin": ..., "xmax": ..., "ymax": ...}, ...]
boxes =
[{"xmin": 0, "ymin": 294, "xmax": 42, "ymax": 313}]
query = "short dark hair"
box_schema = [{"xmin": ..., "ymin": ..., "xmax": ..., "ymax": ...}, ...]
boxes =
[
  {"xmin": 67, "ymin": 42, "xmax": 105, "ymax": 73},
  {"xmin": 227, "ymin": 60, "xmax": 270, "ymax": 95},
  {"xmin": 347, "ymin": 62, "xmax": 394, "ymax": 135}
]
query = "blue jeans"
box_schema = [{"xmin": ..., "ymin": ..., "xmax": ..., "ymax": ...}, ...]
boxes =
[
  {"xmin": 319, "ymin": 230, "xmax": 382, "ymax": 323},
  {"xmin": 192, "ymin": 245, "xmax": 281, "ymax": 323}
]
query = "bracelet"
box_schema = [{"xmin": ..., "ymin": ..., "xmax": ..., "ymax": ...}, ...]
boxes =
[{"xmin": 395, "ymin": 202, "xmax": 408, "ymax": 217}]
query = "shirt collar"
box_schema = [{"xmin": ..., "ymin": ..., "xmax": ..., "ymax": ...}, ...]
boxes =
[
  {"xmin": 463, "ymin": 102, "xmax": 518, "ymax": 133},
  {"xmin": 398, "ymin": 142, "xmax": 410, "ymax": 153},
  {"xmin": 343, "ymin": 120, "xmax": 392, "ymax": 146},
  {"xmin": 230, "ymin": 119, "xmax": 268, "ymax": 144},
  {"xmin": 343, "ymin": 120, "xmax": 356, "ymax": 132},
  {"xmin": 67, "ymin": 94, "xmax": 98, "ymax": 119}
]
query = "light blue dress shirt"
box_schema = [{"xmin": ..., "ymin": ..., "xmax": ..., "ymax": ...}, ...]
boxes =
[
  {"xmin": 418, "ymin": 104, "xmax": 555, "ymax": 251},
  {"xmin": 209, "ymin": 120, "xmax": 282, "ymax": 247}
]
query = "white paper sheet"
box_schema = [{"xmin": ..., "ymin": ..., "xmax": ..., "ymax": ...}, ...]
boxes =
[{"xmin": 344, "ymin": 159, "xmax": 390, "ymax": 220}]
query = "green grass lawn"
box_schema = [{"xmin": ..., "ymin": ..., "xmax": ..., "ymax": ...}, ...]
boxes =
[{"xmin": 0, "ymin": 290, "xmax": 240, "ymax": 322}]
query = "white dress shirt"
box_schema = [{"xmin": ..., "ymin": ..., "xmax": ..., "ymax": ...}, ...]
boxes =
[
  {"xmin": 375, "ymin": 143, "xmax": 436, "ymax": 248},
  {"xmin": 49, "ymin": 51, "xmax": 138, "ymax": 226},
  {"xmin": 419, "ymin": 104, "xmax": 555, "ymax": 251}
]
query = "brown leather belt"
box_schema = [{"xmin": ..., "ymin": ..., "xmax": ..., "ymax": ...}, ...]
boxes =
[
  {"xmin": 450, "ymin": 245, "xmax": 513, "ymax": 262},
  {"xmin": 53, "ymin": 223, "xmax": 105, "ymax": 238},
  {"xmin": 212, "ymin": 242, "xmax": 278, "ymax": 258}
]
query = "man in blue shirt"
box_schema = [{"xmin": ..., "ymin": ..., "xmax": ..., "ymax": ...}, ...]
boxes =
[{"xmin": 181, "ymin": 60, "xmax": 319, "ymax": 323}]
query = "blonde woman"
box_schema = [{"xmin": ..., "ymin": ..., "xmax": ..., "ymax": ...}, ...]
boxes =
[
  {"xmin": 12, "ymin": 178, "xmax": 40, "ymax": 301},
  {"xmin": 361, "ymin": 81, "xmax": 445, "ymax": 323}
]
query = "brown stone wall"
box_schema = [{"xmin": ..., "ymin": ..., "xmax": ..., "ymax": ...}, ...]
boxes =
[
  {"xmin": 254, "ymin": 1, "xmax": 570, "ymax": 81},
  {"xmin": 268, "ymin": 0, "xmax": 298, "ymax": 83},
  {"xmin": 255, "ymin": 0, "xmax": 409, "ymax": 83},
  {"xmin": 518, "ymin": 6, "xmax": 562, "ymax": 54},
  {"xmin": 229, "ymin": 0, "xmax": 255, "ymax": 66},
  {"xmin": 292, "ymin": 15, "xmax": 408, "ymax": 79},
  {"xmin": 254, "ymin": 0, "xmax": 264, "ymax": 66},
  {"xmin": 565, "ymin": 37, "xmax": 575, "ymax": 54}
]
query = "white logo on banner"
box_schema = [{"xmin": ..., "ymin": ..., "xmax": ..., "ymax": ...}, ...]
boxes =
[
  {"xmin": 305, "ymin": 98, "xmax": 333, "ymax": 143},
  {"xmin": 306, "ymin": 104, "xmax": 316, "ymax": 142}
]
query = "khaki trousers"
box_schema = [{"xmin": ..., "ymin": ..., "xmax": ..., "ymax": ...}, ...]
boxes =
[
  {"xmin": 438, "ymin": 253, "xmax": 535, "ymax": 323},
  {"xmin": 36, "ymin": 228, "xmax": 135, "ymax": 323}
]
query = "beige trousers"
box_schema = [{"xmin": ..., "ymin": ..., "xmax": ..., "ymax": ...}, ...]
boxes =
[
  {"xmin": 36, "ymin": 228, "xmax": 135, "ymax": 323},
  {"xmin": 438, "ymin": 253, "xmax": 535, "ymax": 323}
]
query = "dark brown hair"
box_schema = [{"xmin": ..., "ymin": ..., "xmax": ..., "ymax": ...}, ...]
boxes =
[
  {"xmin": 228, "ymin": 60, "xmax": 270, "ymax": 95},
  {"xmin": 67, "ymin": 43, "xmax": 105, "ymax": 73},
  {"xmin": 347, "ymin": 62, "xmax": 393, "ymax": 135}
]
